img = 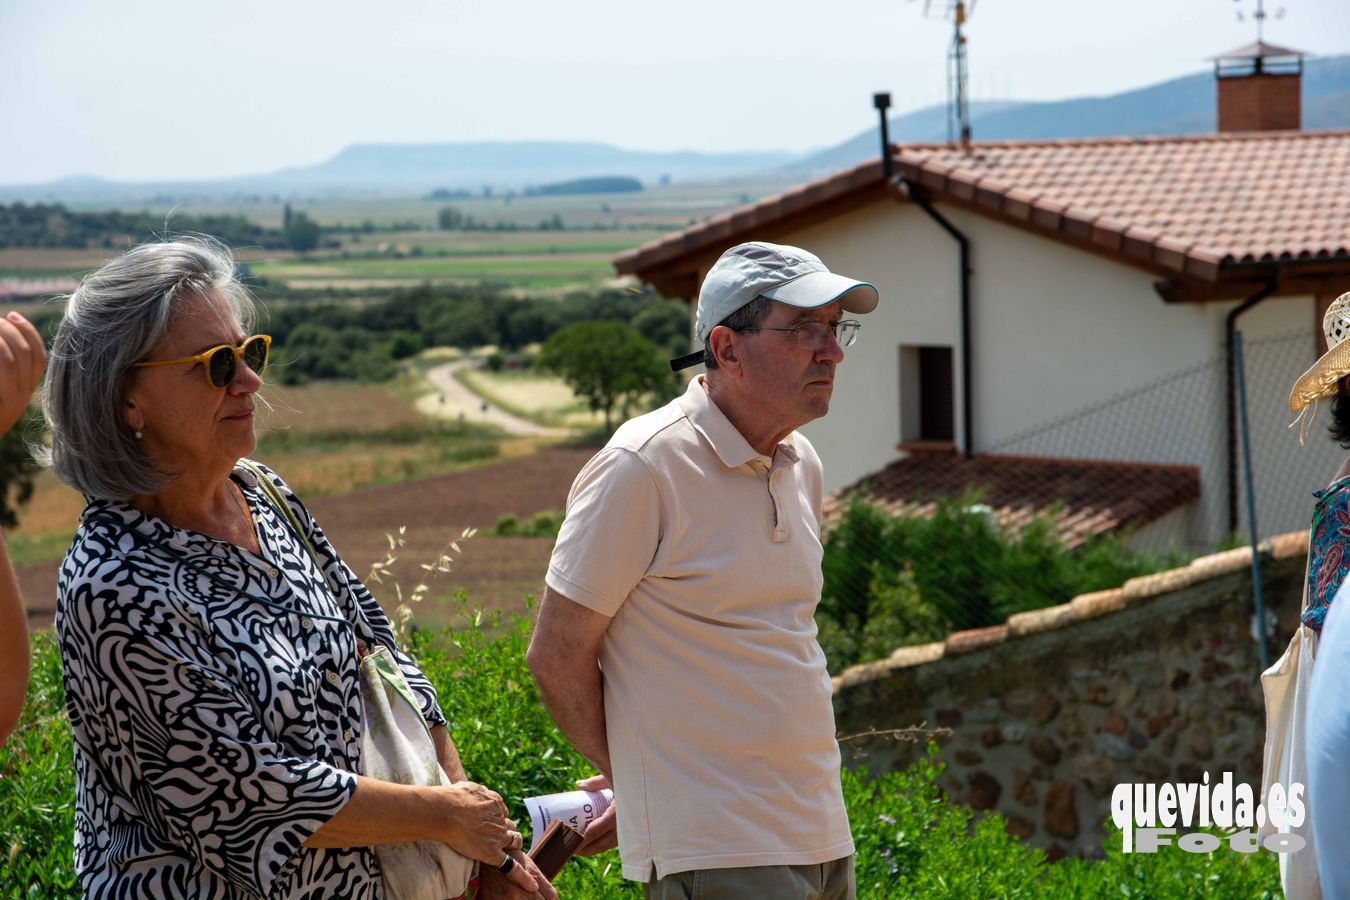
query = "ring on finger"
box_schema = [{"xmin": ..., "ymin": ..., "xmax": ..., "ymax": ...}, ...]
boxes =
[{"xmin": 497, "ymin": 854, "xmax": 516, "ymax": 875}]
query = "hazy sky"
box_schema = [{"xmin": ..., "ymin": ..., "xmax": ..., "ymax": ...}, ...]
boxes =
[{"xmin": 2, "ymin": 0, "xmax": 1346, "ymax": 184}]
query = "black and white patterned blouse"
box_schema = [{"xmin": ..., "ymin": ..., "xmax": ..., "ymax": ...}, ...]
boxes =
[{"xmin": 55, "ymin": 460, "xmax": 447, "ymax": 898}]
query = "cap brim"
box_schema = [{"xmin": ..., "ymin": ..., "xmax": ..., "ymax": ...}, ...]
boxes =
[
  {"xmin": 760, "ymin": 271, "xmax": 878, "ymax": 314},
  {"xmin": 670, "ymin": 350, "xmax": 704, "ymax": 372}
]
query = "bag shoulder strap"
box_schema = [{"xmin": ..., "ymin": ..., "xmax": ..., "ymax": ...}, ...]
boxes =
[{"xmin": 238, "ymin": 459, "xmax": 324, "ymax": 572}]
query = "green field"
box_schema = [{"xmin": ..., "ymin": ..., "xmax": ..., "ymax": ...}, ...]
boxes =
[
  {"xmin": 0, "ymin": 179, "xmax": 794, "ymax": 292},
  {"xmin": 251, "ymin": 252, "xmax": 618, "ymax": 289}
]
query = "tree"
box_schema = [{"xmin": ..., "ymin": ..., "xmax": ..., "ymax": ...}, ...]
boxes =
[
  {"xmin": 537, "ymin": 322, "xmax": 671, "ymax": 434},
  {"xmin": 437, "ymin": 206, "xmax": 464, "ymax": 230},
  {"xmin": 284, "ymin": 208, "xmax": 321, "ymax": 254},
  {"xmin": 0, "ymin": 409, "xmax": 40, "ymax": 529}
]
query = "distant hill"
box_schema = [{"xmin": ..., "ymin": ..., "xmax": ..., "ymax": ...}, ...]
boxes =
[
  {"xmin": 268, "ymin": 141, "xmax": 795, "ymax": 190},
  {"xmin": 0, "ymin": 143, "xmax": 797, "ymax": 204},
  {"xmin": 4, "ymin": 55, "xmax": 1346, "ymax": 204},
  {"xmin": 793, "ymin": 54, "xmax": 1350, "ymax": 175}
]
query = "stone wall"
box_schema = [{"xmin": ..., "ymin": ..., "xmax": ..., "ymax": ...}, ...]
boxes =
[{"xmin": 831, "ymin": 532, "xmax": 1308, "ymax": 858}]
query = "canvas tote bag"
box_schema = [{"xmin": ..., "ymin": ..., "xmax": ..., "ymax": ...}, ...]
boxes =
[
  {"xmin": 1260, "ymin": 561, "xmax": 1320, "ymax": 900},
  {"xmin": 243, "ymin": 461, "xmax": 477, "ymax": 900}
]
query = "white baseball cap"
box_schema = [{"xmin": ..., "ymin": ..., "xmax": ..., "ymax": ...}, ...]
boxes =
[{"xmin": 671, "ymin": 241, "xmax": 879, "ymax": 371}]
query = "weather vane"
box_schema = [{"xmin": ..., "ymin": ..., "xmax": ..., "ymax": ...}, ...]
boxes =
[{"xmin": 1233, "ymin": 0, "xmax": 1286, "ymax": 43}]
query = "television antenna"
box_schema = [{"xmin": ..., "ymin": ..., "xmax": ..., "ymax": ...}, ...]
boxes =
[
  {"xmin": 917, "ymin": 1, "xmax": 977, "ymax": 149},
  {"xmin": 1233, "ymin": 0, "xmax": 1286, "ymax": 43}
]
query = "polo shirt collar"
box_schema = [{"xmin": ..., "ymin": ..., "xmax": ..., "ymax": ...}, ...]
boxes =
[{"xmin": 677, "ymin": 376, "xmax": 800, "ymax": 471}]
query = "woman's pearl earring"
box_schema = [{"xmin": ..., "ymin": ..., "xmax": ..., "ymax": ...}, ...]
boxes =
[{"xmin": 134, "ymin": 431, "xmax": 143, "ymax": 440}]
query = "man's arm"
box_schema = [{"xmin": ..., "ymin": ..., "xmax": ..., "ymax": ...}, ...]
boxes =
[
  {"xmin": 527, "ymin": 586, "xmax": 618, "ymax": 855},
  {"xmin": 527, "ymin": 586, "xmax": 613, "ymax": 778}
]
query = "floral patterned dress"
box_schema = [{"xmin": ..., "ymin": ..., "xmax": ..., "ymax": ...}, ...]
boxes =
[{"xmin": 1302, "ymin": 474, "xmax": 1350, "ymax": 632}]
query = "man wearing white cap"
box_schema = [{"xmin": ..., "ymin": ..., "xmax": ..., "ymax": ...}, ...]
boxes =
[{"xmin": 528, "ymin": 242, "xmax": 877, "ymax": 898}]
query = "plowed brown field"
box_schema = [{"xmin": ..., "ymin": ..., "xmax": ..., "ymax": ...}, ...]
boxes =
[{"xmin": 21, "ymin": 444, "xmax": 599, "ymax": 630}]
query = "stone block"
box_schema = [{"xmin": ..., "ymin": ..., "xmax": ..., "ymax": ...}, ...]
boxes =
[
  {"xmin": 1135, "ymin": 754, "xmax": 1170, "ymax": 781},
  {"xmin": 1030, "ymin": 735, "xmax": 1063, "ymax": 766},
  {"xmin": 1004, "ymin": 814, "xmax": 1034, "ymax": 840},
  {"xmin": 1008, "ymin": 602, "xmax": 1080, "ymax": 636},
  {"xmin": 887, "ymin": 641, "xmax": 946, "ymax": 668},
  {"xmin": 1013, "ymin": 768, "xmax": 1037, "ymax": 806},
  {"xmin": 968, "ymin": 771, "xmax": 1002, "ymax": 810},
  {"xmin": 1128, "ymin": 729, "xmax": 1149, "ymax": 751},
  {"xmin": 1035, "ymin": 695, "xmax": 1062, "ymax": 725},
  {"xmin": 945, "ymin": 624, "xmax": 1010, "ymax": 655},
  {"xmin": 1123, "ymin": 567, "xmax": 1196, "ymax": 603},
  {"xmin": 955, "ymin": 749, "xmax": 984, "ymax": 767},
  {"xmin": 1044, "ymin": 781, "xmax": 1079, "ymax": 839},
  {"xmin": 1186, "ymin": 546, "xmax": 1252, "ymax": 580},
  {"xmin": 1002, "ymin": 687, "xmax": 1037, "ymax": 716},
  {"xmin": 1070, "ymin": 754, "xmax": 1117, "ymax": 798},
  {"xmin": 1104, "ymin": 710, "xmax": 1127, "ymax": 736},
  {"xmin": 1188, "ymin": 728, "xmax": 1214, "ymax": 762},
  {"xmin": 936, "ymin": 708, "xmax": 963, "ymax": 728},
  {"xmin": 981, "ymin": 727, "xmax": 1004, "ymax": 748},
  {"xmin": 1265, "ymin": 531, "xmax": 1309, "ymax": 560},
  {"xmin": 1147, "ymin": 714, "xmax": 1171, "ymax": 738},
  {"xmin": 1069, "ymin": 589, "xmax": 1126, "ymax": 620},
  {"xmin": 1095, "ymin": 733, "xmax": 1137, "ymax": 763},
  {"xmin": 1003, "ymin": 723, "xmax": 1029, "ymax": 743}
]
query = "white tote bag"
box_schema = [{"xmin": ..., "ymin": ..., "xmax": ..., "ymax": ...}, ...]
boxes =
[
  {"xmin": 1260, "ymin": 575, "xmax": 1321, "ymax": 900},
  {"xmin": 240, "ymin": 463, "xmax": 478, "ymax": 900},
  {"xmin": 359, "ymin": 645, "xmax": 479, "ymax": 900}
]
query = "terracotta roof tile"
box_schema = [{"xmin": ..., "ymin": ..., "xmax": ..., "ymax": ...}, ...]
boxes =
[
  {"xmin": 616, "ymin": 131, "xmax": 1350, "ymax": 283},
  {"xmin": 824, "ymin": 453, "xmax": 1201, "ymax": 548}
]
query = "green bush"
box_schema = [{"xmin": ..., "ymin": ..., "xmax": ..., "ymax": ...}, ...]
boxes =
[
  {"xmin": 818, "ymin": 494, "xmax": 1184, "ymax": 673},
  {"xmin": 0, "ymin": 633, "xmax": 79, "ymax": 898},
  {"xmin": 3, "ymin": 614, "xmax": 1279, "ymax": 897},
  {"xmin": 490, "ymin": 509, "xmax": 563, "ymax": 537}
]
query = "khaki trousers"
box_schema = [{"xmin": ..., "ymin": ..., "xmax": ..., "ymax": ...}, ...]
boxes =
[{"xmin": 643, "ymin": 856, "xmax": 855, "ymax": 900}]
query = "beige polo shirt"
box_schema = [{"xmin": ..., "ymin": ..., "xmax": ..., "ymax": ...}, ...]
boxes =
[{"xmin": 545, "ymin": 376, "xmax": 853, "ymax": 881}]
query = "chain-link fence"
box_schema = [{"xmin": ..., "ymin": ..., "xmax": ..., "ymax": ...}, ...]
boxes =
[{"xmin": 818, "ymin": 327, "xmax": 1332, "ymax": 674}]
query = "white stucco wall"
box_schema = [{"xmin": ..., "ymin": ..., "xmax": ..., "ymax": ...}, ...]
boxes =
[{"xmin": 758, "ymin": 196, "xmax": 1335, "ymax": 548}]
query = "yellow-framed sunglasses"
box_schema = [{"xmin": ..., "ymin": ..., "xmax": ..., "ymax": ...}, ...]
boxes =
[{"xmin": 132, "ymin": 334, "xmax": 271, "ymax": 390}]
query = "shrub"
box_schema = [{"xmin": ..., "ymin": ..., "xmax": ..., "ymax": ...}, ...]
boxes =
[
  {"xmin": 489, "ymin": 510, "xmax": 563, "ymax": 538},
  {"xmin": 0, "ymin": 633, "xmax": 79, "ymax": 898},
  {"xmin": 2, "ymin": 615, "xmax": 1278, "ymax": 897},
  {"xmin": 818, "ymin": 493, "xmax": 1186, "ymax": 673}
]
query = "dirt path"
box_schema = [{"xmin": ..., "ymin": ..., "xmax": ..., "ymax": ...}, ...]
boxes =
[{"xmin": 418, "ymin": 360, "xmax": 570, "ymax": 438}]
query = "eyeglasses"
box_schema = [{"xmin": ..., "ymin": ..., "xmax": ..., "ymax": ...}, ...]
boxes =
[
  {"xmin": 132, "ymin": 334, "xmax": 271, "ymax": 389},
  {"xmin": 738, "ymin": 320, "xmax": 861, "ymax": 352}
]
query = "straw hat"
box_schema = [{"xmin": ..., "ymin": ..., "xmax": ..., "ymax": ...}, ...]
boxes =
[{"xmin": 1289, "ymin": 291, "xmax": 1350, "ymax": 442}]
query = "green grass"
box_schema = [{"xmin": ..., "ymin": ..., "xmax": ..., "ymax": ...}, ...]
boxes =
[
  {"xmin": 7, "ymin": 531, "xmax": 74, "ymax": 568},
  {"xmin": 1, "ymin": 615, "xmax": 1282, "ymax": 898}
]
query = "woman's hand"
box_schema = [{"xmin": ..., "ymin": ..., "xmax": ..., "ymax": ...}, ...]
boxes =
[
  {"xmin": 426, "ymin": 781, "xmax": 540, "ymax": 894},
  {"xmin": 429, "ymin": 781, "xmax": 515, "ymax": 860},
  {"xmin": 477, "ymin": 850, "xmax": 558, "ymax": 900},
  {"xmin": 0, "ymin": 312, "xmax": 45, "ymax": 435}
]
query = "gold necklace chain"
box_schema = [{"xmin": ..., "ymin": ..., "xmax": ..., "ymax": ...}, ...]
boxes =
[{"xmin": 232, "ymin": 481, "xmax": 259, "ymax": 553}]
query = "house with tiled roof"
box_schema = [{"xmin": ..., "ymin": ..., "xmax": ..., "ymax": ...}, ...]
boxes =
[{"xmin": 616, "ymin": 45, "xmax": 1350, "ymax": 551}]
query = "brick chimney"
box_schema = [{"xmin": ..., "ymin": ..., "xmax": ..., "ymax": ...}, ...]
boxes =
[{"xmin": 1213, "ymin": 41, "xmax": 1305, "ymax": 132}]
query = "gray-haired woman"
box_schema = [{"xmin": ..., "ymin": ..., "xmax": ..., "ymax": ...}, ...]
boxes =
[{"xmin": 42, "ymin": 238, "xmax": 553, "ymax": 899}]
